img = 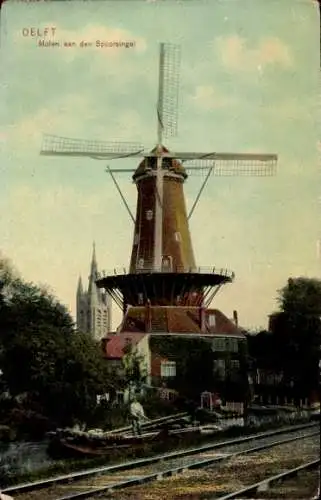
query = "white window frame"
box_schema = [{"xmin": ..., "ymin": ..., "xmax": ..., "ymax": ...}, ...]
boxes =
[
  {"xmin": 213, "ymin": 337, "xmax": 226, "ymax": 352},
  {"xmin": 208, "ymin": 314, "xmax": 216, "ymax": 328},
  {"xmin": 161, "ymin": 360, "xmax": 176, "ymax": 378}
]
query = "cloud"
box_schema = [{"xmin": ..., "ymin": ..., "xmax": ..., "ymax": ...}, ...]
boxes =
[
  {"xmin": 4, "ymin": 94, "xmax": 93, "ymax": 154},
  {"xmin": 0, "ymin": 130, "xmax": 7, "ymax": 146},
  {"xmin": 262, "ymin": 97, "xmax": 315, "ymax": 122},
  {"xmin": 1, "ymin": 182, "xmax": 136, "ymax": 316},
  {"xmin": 190, "ymin": 85, "xmax": 236, "ymax": 110},
  {"xmin": 3, "ymin": 92, "xmax": 152, "ymax": 155},
  {"xmin": 216, "ymin": 36, "xmax": 293, "ymax": 72}
]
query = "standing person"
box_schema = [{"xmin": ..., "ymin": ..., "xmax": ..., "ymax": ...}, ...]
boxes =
[{"xmin": 129, "ymin": 397, "xmax": 148, "ymax": 436}]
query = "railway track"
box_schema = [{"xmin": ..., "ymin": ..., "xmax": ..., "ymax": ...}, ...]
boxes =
[
  {"xmin": 216, "ymin": 459, "xmax": 320, "ymax": 499},
  {"xmin": 106, "ymin": 432, "xmax": 319, "ymax": 500},
  {"xmin": 3, "ymin": 422, "xmax": 319, "ymax": 500}
]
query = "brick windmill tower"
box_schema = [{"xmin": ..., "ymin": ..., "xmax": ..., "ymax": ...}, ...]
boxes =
[{"xmin": 41, "ymin": 43, "xmax": 277, "ymax": 396}]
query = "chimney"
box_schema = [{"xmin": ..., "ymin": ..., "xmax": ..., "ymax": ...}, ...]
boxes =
[
  {"xmin": 200, "ymin": 305, "xmax": 206, "ymax": 332},
  {"xmin": 233, "ymin": 310, "xmax": 238, "ymax": 326}
]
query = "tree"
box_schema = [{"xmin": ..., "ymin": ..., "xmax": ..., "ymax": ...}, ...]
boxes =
[
  {"xmin": 270, "ymin": 277, "xmax": 321, "ymax": 401},
  {"xmin": 0, "ymin": 256, "xmax": 118, "ymax": 427},
  {"xmin": 278, "ymin": 277, "xmax": 321, "ymax": 315},
  {"xmin": 122, "ymin": 341, "xmax": 147, "ymax": 398}
]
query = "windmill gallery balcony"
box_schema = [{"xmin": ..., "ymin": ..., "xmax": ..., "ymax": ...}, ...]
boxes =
[{"xmin": 95, "ymin": 266, "xmax": 235, "ymax": 310}]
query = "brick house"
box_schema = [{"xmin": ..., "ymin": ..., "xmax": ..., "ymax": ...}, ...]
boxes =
[{"xmin": 102, "ymin": 305, "xmax": 247, "ymax": 402}]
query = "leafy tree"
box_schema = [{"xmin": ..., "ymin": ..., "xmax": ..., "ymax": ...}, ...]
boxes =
[
  {"xmin": 261, "ymin": 277, "xmax": 321, "ymax": 401},
  {"xmin": 0, "ymin": 256, "xmax": 118, "ymax": 428},
  {"xmin": 122, "ymin": 341, "xmax": 147, "ymax": 398},
  {"xmin": 278, "ymin": 277, "xmax": 321, "ymax": 315}
]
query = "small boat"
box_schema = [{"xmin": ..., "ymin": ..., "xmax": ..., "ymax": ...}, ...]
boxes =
[
  {"xmin": 47, "ymin": 427, "xmax": 179, "ymax": 459},
  {"xmin": 46, "ymin": 410, "xmax": 223, "ymax": 459},
  {"xmin": 47, "ymin": 423, "xmax": 219, "ymax": 459},
  {"xmin": 48, "ymin": 431, "xmax": 160, "ymax": 458}
]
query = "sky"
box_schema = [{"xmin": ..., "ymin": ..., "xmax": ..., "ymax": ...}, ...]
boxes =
[{"xmin": 1, "ymin": 0, "xmax": 320, "ymax": 331}]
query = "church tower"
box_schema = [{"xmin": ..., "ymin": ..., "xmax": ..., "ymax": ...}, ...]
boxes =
[{"xmin": 76, "ymin": 243, "xmax": 112, "ymax": 340}]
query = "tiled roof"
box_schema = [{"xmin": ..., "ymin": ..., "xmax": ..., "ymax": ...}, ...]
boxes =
[
  {"xmin": 206, "ymin": 309, "xmax": 244, "ymax": 337},
  {"xmin": 117, "ymin": 306, "xmax": 244, "ymax": 337},
  {"xmin": 167, "ymin": 307, "xmax": 201, "ymax": 333},
  {"xmin": 102, "ymin": 332, "xmax": 146, "ymax": 359}
]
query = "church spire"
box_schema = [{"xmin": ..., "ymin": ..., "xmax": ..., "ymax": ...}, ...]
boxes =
[
  {"xmin": 90, "ymin": 241, "xmax": 98, "ymax": 278},
  {"xmin": 76, "ymin": 243, "xmax": 111, "ymax": 339},
  {"xmin": 77, "ymin": 275, "xmax": 83, "ymax": 296},
  {"xmin": 88, "ymin": 241, "xmax": 98, "ymax": 299}
]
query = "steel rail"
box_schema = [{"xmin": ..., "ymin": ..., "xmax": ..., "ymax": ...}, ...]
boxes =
[
  {"xmin": 3, "ymin": 423, "xmax": 318, "ymax": 498},
  {"xmin": 216, "ymin": 458, "xmax": 320, "ymax": 499},
  {"xmin": 5, "ymin": 424, "xmax": 318, "ymax": 500},
  {"xmin": 51, "ymin": 430, "xmax": 319, "ymax": 500}
]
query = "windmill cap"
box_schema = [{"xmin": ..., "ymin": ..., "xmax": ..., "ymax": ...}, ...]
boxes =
[{"xmin": 133, "ymin": 145, "xmax": 187, "ymax": 180}]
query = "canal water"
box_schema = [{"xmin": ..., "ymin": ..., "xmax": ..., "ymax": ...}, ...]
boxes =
[
  {"xmin": 0, "ymin": 440, "xmax": 54, "ymax": 479},
  {"xmin": 0, "ymin": 411, "xmax": 310, "ymax": 480}
]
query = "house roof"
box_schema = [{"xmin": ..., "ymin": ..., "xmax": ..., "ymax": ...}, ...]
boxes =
[
  {"xmin": 118, "ymin": 306, "xmax": 244, "ymax": 337},
  {"xmin": 206, "ymin": 309, "xmax": 243, "ymax": 336},
  {"xmin": 102, "ymin": 332, "xmax": 146, "ymax": 359},
  {"xmin": 102, "ymin": 307, "xmax": 245, "ymax": 359}
]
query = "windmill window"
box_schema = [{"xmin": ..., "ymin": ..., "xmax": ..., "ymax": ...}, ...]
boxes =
[
  {"xmin": 146, "ymin": 210, "xmax": 153, "ymax": 221},
  {"xmin": 134, "ymin": 233, "xmax": 139, "ymax": 245},
  {"xmin": 174, "ymin": 231, "xmax": 181, "ymax": 242},
  {"xmin": 138, "ymin": 258, "xmax": 144, "ymax": 268}
]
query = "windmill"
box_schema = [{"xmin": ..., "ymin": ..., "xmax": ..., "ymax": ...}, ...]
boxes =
[{"xmin": 40, "ymin": 43, "xmax": 277, "ymax": 313}]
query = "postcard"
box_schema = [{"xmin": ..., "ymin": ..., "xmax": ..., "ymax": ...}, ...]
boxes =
[{"xmin": 0, "ymin": 0, "xmax": 320, "ymax": 496}]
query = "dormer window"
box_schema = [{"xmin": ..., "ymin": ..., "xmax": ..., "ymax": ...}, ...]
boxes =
[{"xmin": 208, "ymin": 313, "xmax": 216, "ymax": 328}]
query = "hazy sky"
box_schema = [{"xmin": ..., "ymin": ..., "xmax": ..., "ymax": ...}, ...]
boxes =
[{"xmin": 1, "ymin": 0, "xmax": 320, "ymax": 330}]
